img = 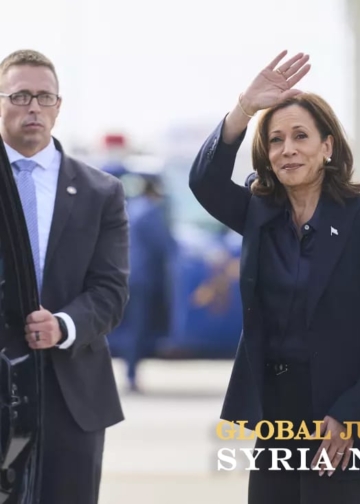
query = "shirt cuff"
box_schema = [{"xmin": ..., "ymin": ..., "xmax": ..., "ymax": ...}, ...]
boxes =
[{"xmin": 54, "ymin": 312, "xmax": 76, "ymax": 349}]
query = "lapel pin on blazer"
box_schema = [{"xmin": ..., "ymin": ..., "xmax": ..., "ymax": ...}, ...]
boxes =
[
  {"xmin": 67, "ymin": 186, "xmax": 77, "ymax": 195},
  {"xmin": 330, "ymin": 226, "xmax": 338, "ymax": 236}
]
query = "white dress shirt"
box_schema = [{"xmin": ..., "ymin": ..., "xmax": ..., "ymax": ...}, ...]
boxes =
[{"xmin": 5, "ymin": 139, "xmax": 76, "ymax": 349}]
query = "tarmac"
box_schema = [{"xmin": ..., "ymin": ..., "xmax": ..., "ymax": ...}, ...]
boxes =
[{"xmin": 99, "ymin": 359, "xmax": 251, "ymax": 504}]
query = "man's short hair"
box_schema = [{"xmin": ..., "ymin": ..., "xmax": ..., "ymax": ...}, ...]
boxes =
[{"xmin": 0, "ymin": 49, "xmax": 59, "ymax": 89}]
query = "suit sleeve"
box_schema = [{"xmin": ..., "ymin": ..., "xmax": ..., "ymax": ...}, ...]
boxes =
[
  {"xmin": 189, "ymin": 117, "xmax": 252, "ymax": 235},
  {"xmin": 328, "ymin": 382, "xmax": 360, "ymax": 426},
  {"xmin": 59, "ymin": 180, "xmax": 129, "ymax": 356}
]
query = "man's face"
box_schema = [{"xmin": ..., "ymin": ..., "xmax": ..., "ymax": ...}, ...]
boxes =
[{"xmin": 0, "ymin": 64, "xmax": 61, "ymax": 156}]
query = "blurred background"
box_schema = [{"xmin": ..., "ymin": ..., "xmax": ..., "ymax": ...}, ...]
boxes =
[{"xmin": 2, "ymin": 0, "xmax": 360, "ymax": 501}]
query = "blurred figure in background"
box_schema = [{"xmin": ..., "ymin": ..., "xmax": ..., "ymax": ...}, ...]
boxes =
[{"xmin": 125, "ymin": 176, "xmax": 175, "ymax": 391}]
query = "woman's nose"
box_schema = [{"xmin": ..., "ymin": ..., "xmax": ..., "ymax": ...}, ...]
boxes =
[{"xmin": 282, "ymin": 139, "xmax": 297, "ymax": 156}]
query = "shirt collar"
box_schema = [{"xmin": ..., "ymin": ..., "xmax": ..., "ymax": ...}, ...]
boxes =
[
  {"xmin": 4, "ymin": 137, "xmax": 58, "ymax": 170},
  {"xmin": 306, "ymin": 196, "xmax": 322, "ymax": 231},
  {"xmin": 284, "ymin": 194, "xmax": 323, "ymax": 232}
]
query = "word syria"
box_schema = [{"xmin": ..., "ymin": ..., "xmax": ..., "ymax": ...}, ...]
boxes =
[
  {"xmin": 218, "ymin": 448, "xmax": 360, "ymax": 472},
  {"xmin": 216, "ymin": 420, "xmax": 360, "ymax": 441}
]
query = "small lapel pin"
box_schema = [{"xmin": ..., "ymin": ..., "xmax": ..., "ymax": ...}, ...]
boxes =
[
  {"xmin": 331, "ymin": 226, "xmax": 338, "ymax": 236},
  {"xmin": 67, "ymin": 186, "xmax": 77, "ymax": 195}
]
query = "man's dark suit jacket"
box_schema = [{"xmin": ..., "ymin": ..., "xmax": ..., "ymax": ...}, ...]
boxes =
[
  {"xmin": 189, "ymin": 119, "xmax": 360, "ymax": 432},
  {"xmin": 41, "ymin": 139, "xmax": 129, "ymax": 432}
]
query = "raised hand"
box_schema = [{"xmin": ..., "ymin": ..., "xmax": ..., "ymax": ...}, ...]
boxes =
[
  {"xmin": 240, "ymin": 50, "xmax": 311, "ymax": 115},
  {"xmin": 223, "ymin": 50, "xmax": 311, "ymax": 144}
]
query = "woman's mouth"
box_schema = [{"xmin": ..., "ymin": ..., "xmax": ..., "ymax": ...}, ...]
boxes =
[{"xmin": 281, "ymin": 163, "xmax": 304, "ymax": 171}]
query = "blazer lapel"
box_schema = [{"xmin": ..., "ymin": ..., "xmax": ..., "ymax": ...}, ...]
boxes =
[
  {"xmin": 42, "ymin": 149, "xmax": 77, "ymax": 286},
  {"xmin": 306, "ymin": 196, "xmax": 360, "ymax": 327},
  {"xmin": 240, "ymin": 196, "xmax": 282, "ymax": 311}
]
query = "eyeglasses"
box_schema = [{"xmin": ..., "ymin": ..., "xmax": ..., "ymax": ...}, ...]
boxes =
[{"xmin": 0, "ymin": 91, "xmax": 60, "ymax": 107}]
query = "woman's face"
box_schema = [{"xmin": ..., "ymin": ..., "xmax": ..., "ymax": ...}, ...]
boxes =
[{"xmin": 267, "ymin": 105, "xmax": 333, "ymax": 191}]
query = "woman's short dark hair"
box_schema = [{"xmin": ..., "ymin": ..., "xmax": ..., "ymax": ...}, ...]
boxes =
[{"xmin": 251, "ymin": 93, "xmax": 360, "ymax": 204}]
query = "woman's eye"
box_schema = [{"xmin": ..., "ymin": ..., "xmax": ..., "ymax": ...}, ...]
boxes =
[
  {"xmin": 296, "ymin": 133, "xmax": 307, "ymax": 139},
  {"xmin": 269, "ymin": 137, "xmax": 281, "ymax": 143}
]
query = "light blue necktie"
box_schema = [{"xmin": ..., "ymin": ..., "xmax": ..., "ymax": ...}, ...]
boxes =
[{"xmin": 13, "ymin": 160, "xmax": 41, "ymax": 292}]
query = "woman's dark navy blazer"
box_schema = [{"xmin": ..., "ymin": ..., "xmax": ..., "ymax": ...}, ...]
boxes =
[{"xmin": 189, "ymin": 119, "xmax": 360, "ymax": 431}]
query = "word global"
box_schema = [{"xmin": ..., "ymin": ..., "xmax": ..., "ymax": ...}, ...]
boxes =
[
  {"xmin": 216, "ymin": 420, "xmax": 360, "ymax": 441},
  {"xmin": 217, "ymin": 448, "xmax": 360, "ymax": 471}
]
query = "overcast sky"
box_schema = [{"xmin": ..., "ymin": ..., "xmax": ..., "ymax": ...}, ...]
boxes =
[{"xmin": 0, "ymin": 0, "xmax": 355, "ymax": 158}]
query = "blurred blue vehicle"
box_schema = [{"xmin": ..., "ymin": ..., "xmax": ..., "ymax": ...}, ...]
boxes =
[{"xmin": 101, "ymin": 142, "xmax": 243, "ymax": 359}]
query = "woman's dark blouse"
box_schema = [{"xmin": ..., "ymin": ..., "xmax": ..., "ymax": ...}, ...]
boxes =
[{"xmin": 259, "ymin": 198, "xmax": 322, "ymax": 363}]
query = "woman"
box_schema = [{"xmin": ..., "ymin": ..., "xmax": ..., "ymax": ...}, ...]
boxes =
[{"xmin": 189, "ymin": 50, "xmax": 360, "ymax": 503}]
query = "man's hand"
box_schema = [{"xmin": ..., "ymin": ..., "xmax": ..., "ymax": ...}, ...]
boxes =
[
  {"xmin": 25, "ymin": 306, "xmax": 62, "ymax": 349},
  {"xmin": 311, "ymin": 415, "xmax": 354, "ymax": 476}
]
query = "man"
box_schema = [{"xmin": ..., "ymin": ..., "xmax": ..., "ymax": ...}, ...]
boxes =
[{"xmin": 0, "ymin": 49, "xmax": 129, "ymax": 504}]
